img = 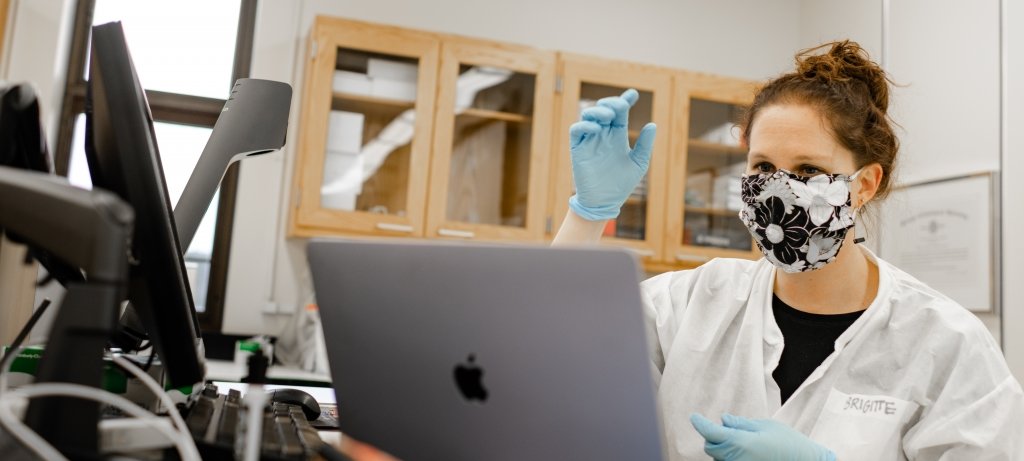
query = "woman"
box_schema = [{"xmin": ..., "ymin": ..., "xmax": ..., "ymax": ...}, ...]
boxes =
[{"xmin": 554, "ymin": 41, "xmax": 1024, "ymax": 460}]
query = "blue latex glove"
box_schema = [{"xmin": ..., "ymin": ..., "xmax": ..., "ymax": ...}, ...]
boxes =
[
  {"xmin": 690, "ymin": 413, "xmax": 836, "ymax": 461},
  {"xmin": 568, "ymin": 88, "xmax": 657, "ymax": 221}
]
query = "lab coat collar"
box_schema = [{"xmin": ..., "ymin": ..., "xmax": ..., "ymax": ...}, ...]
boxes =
[{"xmin": 832, "ymin": 245, "xmax": 894, "ymax": 352}]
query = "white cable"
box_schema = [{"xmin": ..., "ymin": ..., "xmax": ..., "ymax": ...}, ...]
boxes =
[
  {"xmin": 111, "ymin": 354, "xmax": 201, "ymax": 461},
  {"xmin": 0, "ymin": 383, "xmax": 199, "ymax": 461},
  {"xmin": 0, "ymin": 391, "xmax": 65, "ymax": 460},
  {"xmin": 0, "ymin": 345, "xmax": 18, "ymax": 394}
]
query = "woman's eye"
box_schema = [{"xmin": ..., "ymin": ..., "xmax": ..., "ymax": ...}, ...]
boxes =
[
  {"xmin": 800, "ymin": 166, "xmax": 822, "ymax": 176},
  {"xmin": 754, "ymin": 162, "xmax": 774, "ymax": 173}
]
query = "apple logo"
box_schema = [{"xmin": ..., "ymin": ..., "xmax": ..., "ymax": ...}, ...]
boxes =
[{"xmin": 453, "ymin": 354, "xmax": 488, "ymax": 403}]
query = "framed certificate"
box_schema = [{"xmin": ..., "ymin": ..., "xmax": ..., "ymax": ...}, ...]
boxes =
[{"xmin": 879, "ymin": 172, "xmax": 999, "ymax": 312}]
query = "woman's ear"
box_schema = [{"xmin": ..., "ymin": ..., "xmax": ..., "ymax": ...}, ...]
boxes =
[{"xmin": 855, "ymin": 163, "xmax": 884, "ymax": 207}]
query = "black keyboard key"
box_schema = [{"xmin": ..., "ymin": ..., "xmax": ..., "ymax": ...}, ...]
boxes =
[
  {"xmin": 216, "ymin": 397, "xmax": 240, "ymax": 446},
  {"xmin": 185, "ymin": 396, "xmax": 215, "ymax": 439},
  {"xmin": 291, "ymin": 407, "xmax": 323, "ymax": 452},
  {"xmin": 201, "ymin": 383, "xmax": 219, "ymax": 398},
  {"xmin": 261, "ymin": 413, "xmax": 282, "ymax": 455},
  {"xmin": 276, "ymin": 414, "xmax": 305, "ymax": 459}
]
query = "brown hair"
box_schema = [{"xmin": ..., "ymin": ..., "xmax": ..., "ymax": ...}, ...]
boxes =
[{"xmin": 741, "ymin": 40, "xmax": 899, "ymax": 201}]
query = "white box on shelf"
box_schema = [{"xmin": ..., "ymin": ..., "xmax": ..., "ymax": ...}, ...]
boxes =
[
  {"xmin": 321, "ymin": 150, "xmax": 364, "ymax": 211},
  {"xmin": 366, "ymin": 58, "xmax": 418, "ymax": 82},
  {"xmin": 333, "ymin": 70, "xmax": 372, "ymax": 95},
  {"xmin": 578, "ymin": 99, "xmax": 597, "ymax": 115},
  {"xmin": 711, "ymin": 175, "xmax": 742, "ymax": 211},
  {"xmin": 371, "ymin": 78, "xmax": 417, "ymax": 102},
  {"xmin": 326, "ymin": 111, "xmax": 365, "ymax": 153},
  {"xmin": 701, "ymin": 122, "xmax": 740, "ymax": 146},
  {"xmin": 686, "ymin": 170, "xmax": 713, "ymax": 207},
  {"xmin": 712, "ymin": 162, "xmax": 745, "ymax": 211}
]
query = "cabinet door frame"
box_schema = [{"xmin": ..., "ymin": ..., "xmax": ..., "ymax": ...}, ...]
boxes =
[
  {"xmin": 665, "ymin": 71, "xmax": 762, "ymax": 268},
  {"xmin": 288, "ymin": 16, "xmax": 440, "ymax": 237},
  {"xmin": 425, "ymin": 36, "xmax": 556, "ymax": 242},
  {"xmin": 550, "ymin": 53, "xmax": 674, "ymax": 263}
]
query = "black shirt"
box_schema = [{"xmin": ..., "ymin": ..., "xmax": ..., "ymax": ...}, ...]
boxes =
[{"xmin": 771, "ymin": 294, "xmax": 864, "ymax": 404}]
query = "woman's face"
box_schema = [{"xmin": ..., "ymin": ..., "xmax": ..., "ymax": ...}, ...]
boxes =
[{"xmin": 745, "ymin": 103, "xmax": 859, "ymax": 178}]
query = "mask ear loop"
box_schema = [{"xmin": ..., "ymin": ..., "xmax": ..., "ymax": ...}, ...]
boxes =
[
  {"xmin": 847, "ymin": 168, "xmax": 867, "ymax": 244},
  {"xmin": 853, "ymin": 208, "xmax": 866, "ymax": 244}
]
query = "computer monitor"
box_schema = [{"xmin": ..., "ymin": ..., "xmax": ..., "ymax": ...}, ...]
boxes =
[
  {"xmin": 84, "ymin": 21, "xmax": 204, "ymax": 387},
  {"xmin": 0, "ymin": 83, "xmax": 88, "ymax": 286}
]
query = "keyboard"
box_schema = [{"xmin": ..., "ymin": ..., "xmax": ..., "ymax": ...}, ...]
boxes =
[{"xmin": 183, "ymin": 383, "xmax": 335, "ymax": 460}]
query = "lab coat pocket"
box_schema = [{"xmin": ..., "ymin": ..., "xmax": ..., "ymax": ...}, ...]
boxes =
[{"xmin": 809, "ymin": 388, "xmax": 915, "ymax": 461}]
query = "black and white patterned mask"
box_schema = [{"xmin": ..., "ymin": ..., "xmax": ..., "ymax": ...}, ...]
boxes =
[{"xmin": 738, "ymin": 168, "xmax": 862, "ymax": 273}]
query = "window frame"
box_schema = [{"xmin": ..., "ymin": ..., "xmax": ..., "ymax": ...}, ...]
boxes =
[{"xmin": 53, "ymin": 0, "xmax": 257, "ymax": 333}]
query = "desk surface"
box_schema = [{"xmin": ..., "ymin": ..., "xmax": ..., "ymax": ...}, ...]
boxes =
[
  {"xmin": 205, "ymin": 358, "xmax": 332, "ymax": 385},
  {"xmin": 210, "ymin": 381, "xmax": 338, "ymax": 405}
]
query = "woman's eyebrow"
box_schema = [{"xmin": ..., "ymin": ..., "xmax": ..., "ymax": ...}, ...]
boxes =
[{"xmin": 747, "ymin": 152, "xmax": 829, "ymax": 164}]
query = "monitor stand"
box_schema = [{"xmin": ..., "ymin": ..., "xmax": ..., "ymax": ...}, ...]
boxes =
[{"xmin": 0, "ymin": 166, "xmax": 133, "ymax": 459}]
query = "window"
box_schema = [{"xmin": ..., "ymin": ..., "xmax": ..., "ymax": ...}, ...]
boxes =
[{"xmin": 54, "ymin": 0, "xmax": 257, "ymax": 333}]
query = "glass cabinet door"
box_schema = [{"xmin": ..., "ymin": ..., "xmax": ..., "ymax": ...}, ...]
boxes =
[
  {"xmin": 425, "ymin": 38, "xmax": 555, "ymax": 241},
  {"xmin": 666, "ymin": 72, "xmax": 762, "ymax": 267},
  {"xmin": 551, "ymin": 54, "xmax": 672, "ymax": 262},
  {"xmin": 290, "ymin": 17, "xmax": 439, "ymax": 237}
]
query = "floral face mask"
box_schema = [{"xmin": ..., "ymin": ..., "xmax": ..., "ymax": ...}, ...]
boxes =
[{"xmin": 738, "ymin": 168, "xmax": 863, "ymax": 273}]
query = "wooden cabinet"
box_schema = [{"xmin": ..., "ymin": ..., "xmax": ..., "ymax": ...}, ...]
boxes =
[
  {"xmin": 426, "ymin": 37, "xmax": 556, "ymax": 242},
  {"xmin": 550, "ymin": 53, "xmax": 674, "ymax": 264},
  {"xmin": 289, "ymin": 17, "xmax": 439, "ymax": 237},
  {"xmin": 289, "ymin": 17, "xmax": 554, "ymax": 242},
  {"xmin": 289, "ymin": 16, "xmax": 761, "ymax": 272},
  {"xmin": 662, "ymin": 72, "xmax": 761, "ymax": 270}
]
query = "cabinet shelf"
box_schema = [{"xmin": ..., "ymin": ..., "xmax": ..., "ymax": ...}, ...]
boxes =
[
  {"xmin": 456, "ymin": 107, "xmax": 531, "ymax": 123},
  {"xmin": 688, "ymin": 139, "xmax": 747, "ymax": 156},
  {"xmin": 332, "ymin": 92, "xmax": 415, "ymax": 114},
  {"xmin": 624, "ymin": 196, "xmax": 647, "ymax": 206},
  {"xmin": 685, "ymin": 206, "xmax": 740, "ymax": 217}
]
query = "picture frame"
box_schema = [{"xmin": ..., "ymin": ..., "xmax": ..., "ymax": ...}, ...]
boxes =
[{"xmin": 878, "ymin": 172, "xmax": 1000, "ymax": 313}]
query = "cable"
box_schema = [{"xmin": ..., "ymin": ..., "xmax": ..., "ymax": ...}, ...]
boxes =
[
  {"xmin": 0, "ymin": 383, "xmax": 198, "ymax": 461},
  {"xmin": 0, "ymin": 298, "xmax": 52, "ymax": 394},
  {"xmin": 110, "ymin": 355, "xmax": 200, "ymax": 461},
  {"xmin": 0, "ymin": 305, "xmax": 199, "ymax": 460}
]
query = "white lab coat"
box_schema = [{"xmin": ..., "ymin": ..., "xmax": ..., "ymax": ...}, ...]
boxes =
[{"xmin": 641, "ymin": 248, "xmax": 1024, "ymax": 461}]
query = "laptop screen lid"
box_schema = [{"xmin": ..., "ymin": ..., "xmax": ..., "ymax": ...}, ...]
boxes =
[{"xmin": 308, "ymin": 239, "xmax": 665, "ymax": 461}]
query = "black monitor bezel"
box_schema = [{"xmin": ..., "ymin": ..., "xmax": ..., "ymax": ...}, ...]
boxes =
[{"xmin": 84, "ymin": 21, "xmax": 204, "ymax": 387}]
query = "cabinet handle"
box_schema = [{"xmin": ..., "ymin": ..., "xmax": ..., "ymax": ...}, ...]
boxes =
[
  {"xmin": 438, "ymin": 228, "xmax": 475, "ymax": 239},
  {"xmin": 676, "ymin": 253, "xmax": 710, "ymax": 263},
  {"xmin": 376, "ymin": 223, "xmax": 414, "ymax": 233},
  {"xmin": 629, "ymin": 248, "xmax": 655, "ymax": 257}
]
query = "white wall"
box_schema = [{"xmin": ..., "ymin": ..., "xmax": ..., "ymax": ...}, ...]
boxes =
[
  {"xmin": 1, "ymin": 0, "xmax": 75, "ymax": 147},
  {"xmin": 798, "ymin": 0, "xmax": 882, "ymax": 61},
  {"xmin": 887, "ymin": 0, "xmax": 1001, "ymax": 186},
  {"xmin": 1003, "ymin": 0, "xmax": 1024, "ymax": 382},
  {"xmin": 222, "ymin": 0, "xmax": 805, "ymax": 335}
]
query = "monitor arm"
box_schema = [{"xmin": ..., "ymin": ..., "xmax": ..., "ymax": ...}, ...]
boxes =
[
  {"xmin": 0, "ymin": 165, "xmax": 132, "ymax": 282},
  {"xmin": 0, "ymin": 165, "xmax": 134, "ymax": 459},
  {"xmin": 111, "ymin": 78, "xmax": 290, "ymax": 353},
  {"xmin": 173, "ymin": 78, "xmax": 291, "ymax": 250}
]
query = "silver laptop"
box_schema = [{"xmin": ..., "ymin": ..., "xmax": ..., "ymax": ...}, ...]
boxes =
[{"xmin": 308, "ymin": 239, "xmax": 665, "ymax": 461}]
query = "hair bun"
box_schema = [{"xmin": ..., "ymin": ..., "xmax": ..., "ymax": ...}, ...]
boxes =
[{"xmin": 796, "ymin": 40, "xmax": 889, "ymax": 112}]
